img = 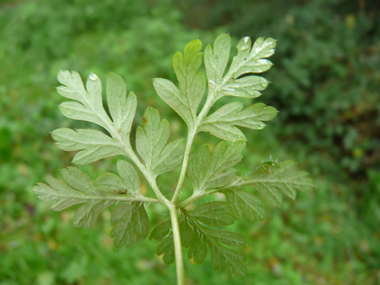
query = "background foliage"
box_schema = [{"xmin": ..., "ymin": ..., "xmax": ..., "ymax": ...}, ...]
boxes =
[{"xmin": 0, "ymin": 0, "xmax": 379, "ymax": 284}]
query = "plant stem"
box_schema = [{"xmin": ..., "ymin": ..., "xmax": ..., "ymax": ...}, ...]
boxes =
[
  {"xmin": 169, "ymin": 205, "xmax": 185, "ymax": 285},
  {"xmin": 171, "ymin": 128, "xmax": 196, "ymax": 204}
]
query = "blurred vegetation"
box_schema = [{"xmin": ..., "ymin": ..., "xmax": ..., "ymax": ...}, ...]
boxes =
[{"xmin": 0, "ymin": 0, "xmax": 379, "ymax": 284}]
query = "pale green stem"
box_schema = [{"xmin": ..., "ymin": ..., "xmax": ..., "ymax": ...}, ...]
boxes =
[
  {"xmin": 169, "ymin": 205, "xmax": 185, "ymax": 285},
  {"xmin": 171, "ymin": 89, "xmax": 218, "ymax": 205},
  {"xmin": 171, "ymin": 128, "xmax": 196, "ymax": 204}
]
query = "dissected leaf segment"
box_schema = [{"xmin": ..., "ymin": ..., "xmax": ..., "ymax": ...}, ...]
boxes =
[{"xmin": 34, "ymin": 34, "xmax": 316, "ymax": 284}]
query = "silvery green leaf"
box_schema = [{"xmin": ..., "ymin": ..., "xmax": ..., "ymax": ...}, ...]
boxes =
[
  {"xmin": 57, "ymin": 70, "xmax": 112, "ymax": 131},
  {"xmin": 136, "ymin": 107, "xmax": 185, "ymax": 177},
  {"xmin": 55, "ymin": 71, "xmax": 138, "ymax": 164},
  {"xmin": 52, "ymin": 128, "xmax": 127, "ymax": 165},
  {"xmin": 106, "ymin": 73, "xmax": 137, "ymax": 140},
  {"xmin": 221, "ymin": 76, "xmax": 269, "ymax": 98},
  {"xmin": 198, "ymin": 122, "xmax": 246, "ymax": 142},
  {"xmin": 204, "ymin": 34, "xmax": 231, "ymax": 85},
  {"xmin": 242, "ymin": 161, "xmax": 316, "ymax": 207},
  {"xmin": 187, "ymin": 141, "xmax": 245, "ymax": 193},
  {"xmin": 116, "ymin": 160, "xmax": 141, "ymax": 196},
  {"xmin": 94, "ymin": 160, "xmax": 141, "ymax": 196},
  {"xmin": 187, "ymin": 201, "xmax": 234, "ymax": 227},
  {"xmin": 226, "ymin": 37, "xmax": 276, "ymax": 80},
  {"xmin": 153, "ymin": 40, "xmax": 205, "ymax": 127},
  {"xmin": 32, "ymin": 167, "xmax": 124, "ymax": 228},
  {"xmin": 224, "ymin": 189, "xmax": 265, "ymax": 222},
  {"xmin": 111, "ymin": 202, "xmax": 149, "ymax": 248},
  {"xmin": 199, "ymin": 102, "xmax": 278, "ymax": 142}
]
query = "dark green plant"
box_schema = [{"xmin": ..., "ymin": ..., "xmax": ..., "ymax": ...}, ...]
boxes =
[{"xmin": 33, "ymin": 34, "xmax": 315, "ymax": 284}]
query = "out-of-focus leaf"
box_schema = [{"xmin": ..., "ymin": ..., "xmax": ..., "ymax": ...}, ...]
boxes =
[
  {"xmin": 224, "ymin": 189, "xmax": 265, "ymax": 222},
  {"xmin": 33, "ymin": 167, "xmax": 123, "ymax": 228},
  {"xmin": 242, "ymin": 161, "xmax": 316, "ymax": 206}
]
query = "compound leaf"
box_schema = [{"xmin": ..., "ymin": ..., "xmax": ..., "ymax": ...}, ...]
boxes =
[
  {"xmin": 187, "ymin": 141, "xmax": 245, "ymax": 193},
  {"xmin": 136, "ymin": 107, "xmax": 185, "ymax": 177},
  {"xmin": 242, "ymin": 160, "xmax": 316, "ymax": 207},
  {"xmin": 111, "ymin": 202, "xmax": 149, "ymax": 248}
]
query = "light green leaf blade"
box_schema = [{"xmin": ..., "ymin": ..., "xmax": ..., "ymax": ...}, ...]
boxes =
[
  {"xmin": 243, "ymin": 160, "xmax": 316, "ymax": 207},
  {"xmin": 94, "ymin": 160, "xmax": 141, "ymax": 196},
  {"xmin": 136, "ymin": 107, "xmax": 185, "ymax": 177},
  {"xmin": 199, "ymin": 102, "xmax": 278, "ymax": 141},
  {"xmin": 153, "ymin": 39, "xmax": 206, "ymax": 127},
  {"xmin": 57, "ymin": 71, "xmax": 112, "ymax": 131},
  {"xmin": 117, "ymin": 160, "xmax": 141, "ymax": 196},
  {"xmin": 33, "ymin": 167, "xmax": 123, "ymax": 228},
  {"xmin": 187, "ymin": 141, "xmax": 245, "ymax": 193},
  {"xmin": 221, "ymin": 76, "xmax": 269, "ymax": 98},
  {"xmin": 226, "ymin": 37, "xmax": 276, "ymax": 80},
  {"xmin": 198, "ymin": 122, "xmax": 246, "ymax": 142},
  {"xmin": 52, "ymin": 128, "xmax": 127, "ymax": 165},
  {"xmin": 95, "ymin": 173, "xmax": 126, "ymax": 194},
  {"xmin": 106, "ymin": 73, "xmax": 137, "ymax": 140},
  {"xmin": 224, "ymin": 189, "xmax": 266, "ymax": 222},
  {"xmin": 111, "ymin": 202, "xmax": 149, "ymax": 248},
  {"xmin": 204, "ymin": 34, "xmax": 231, "ymax": 84}
]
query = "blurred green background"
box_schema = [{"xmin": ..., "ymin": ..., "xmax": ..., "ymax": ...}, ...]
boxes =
[{"xmin": 0, "ymin": 0, "xmax": 379, "ymax": 284}]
